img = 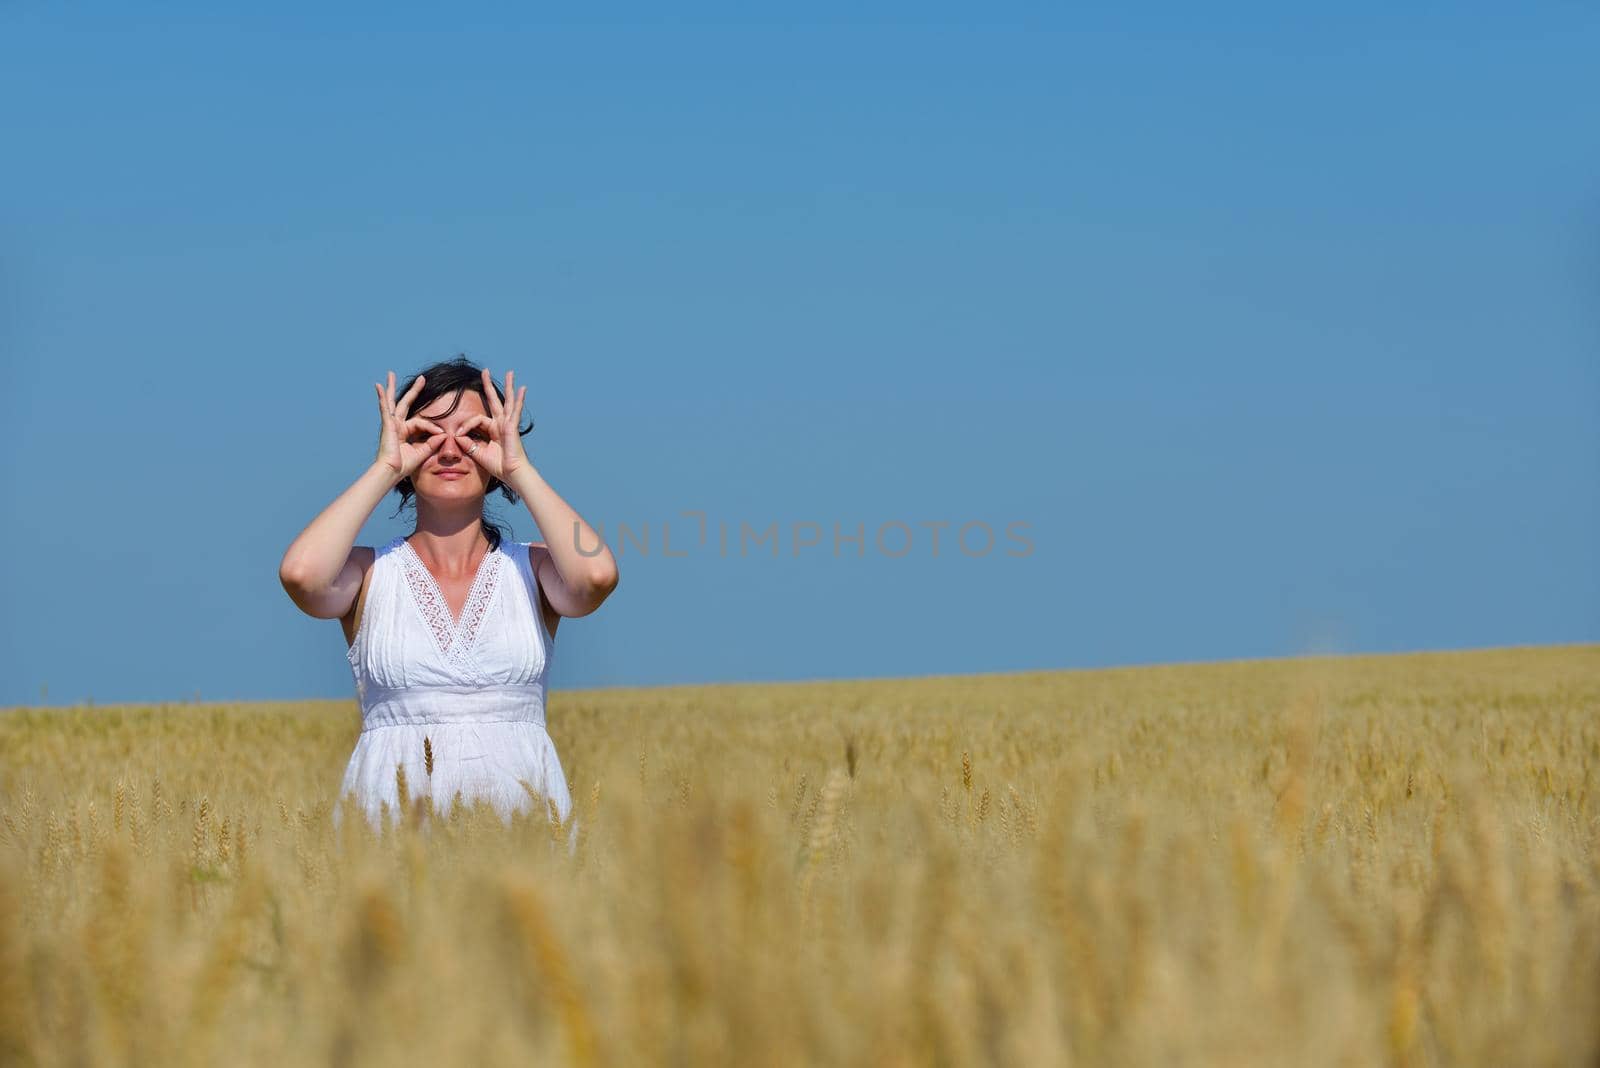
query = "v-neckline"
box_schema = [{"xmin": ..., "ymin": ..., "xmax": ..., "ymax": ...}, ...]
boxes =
[{"xmin": 395, "ymin": 535, "xmax": 502, "ymax": 660}]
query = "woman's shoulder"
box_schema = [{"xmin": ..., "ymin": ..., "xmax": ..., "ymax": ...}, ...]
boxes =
[
  {"xmin": 339, "ymin": 543, "xmax": 388, "ymax": 645},
  {"xmin": 514, "ymin": 541, "xmax": 561, "ymax": 640},
  {"xmin": 512, "ymin": 540, "xmax": 557, "ymax": 592},
  {"xmin": 345, "ymin": 539, "xmax": 396, "ymax": 588},
  {"xmin": 349, "ymin": 536, "xmax": 406, "ymax": 567},
  {"xmin": 509, "ymin": 539, "xmax": 550, "ymax": 565}
]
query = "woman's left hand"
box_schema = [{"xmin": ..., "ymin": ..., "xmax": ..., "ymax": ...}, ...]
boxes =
[{"xmin": 457, "ymin": 367, "xmax": 529, "ymax": 483}]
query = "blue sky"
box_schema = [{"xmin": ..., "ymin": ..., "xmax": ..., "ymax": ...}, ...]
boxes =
[{"xmin": 2, "ymin": 4, "xmax": 1596, "ymax": 706}]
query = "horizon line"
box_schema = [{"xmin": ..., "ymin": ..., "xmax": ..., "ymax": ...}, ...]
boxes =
[{"xmin": 5, "ymin": 639, "xmax": 1595, "ymax": 713}]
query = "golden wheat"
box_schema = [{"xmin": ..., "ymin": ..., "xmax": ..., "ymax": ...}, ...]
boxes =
[{"xmin": 0, "ymin": 645, "xmax": 1595, "ymax": 1066}]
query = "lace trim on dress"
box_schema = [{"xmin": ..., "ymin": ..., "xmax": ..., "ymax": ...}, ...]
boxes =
[{"xmin": 396, "ymin": 537, "xmax": 503, "ymax": 668}]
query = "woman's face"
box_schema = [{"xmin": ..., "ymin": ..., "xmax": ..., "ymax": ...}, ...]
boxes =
[{"xmin": 409, "ymin": 388, "xmax": 493, "ymax": 499}]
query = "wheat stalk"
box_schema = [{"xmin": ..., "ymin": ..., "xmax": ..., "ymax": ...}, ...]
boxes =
[
  {"xmin": 499, "ymin": 876, "xmax": 599, "ymax": 1067},
  {"xmin": 395, "ymin": 763, "xmax": 410, "ymax": 824},
  {"xmin": 191, "ymin": 796, "xmax": 211, "ymax": 866}
]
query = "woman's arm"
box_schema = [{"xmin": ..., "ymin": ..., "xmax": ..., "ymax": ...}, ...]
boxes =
[
  {"xmin": 456, "ymin": 367, "xmax": 619, "ymax": 619},
  {"xmin": 279, "ymin": 371, "xmax": 444, "ymax": 619},
  {"xmin": 278, "ymin": 461, "xmax": 402, "ymax": 618},
  {"xmin": 504, "ymin": 465, "xmax": 620, "ymax": 617}
]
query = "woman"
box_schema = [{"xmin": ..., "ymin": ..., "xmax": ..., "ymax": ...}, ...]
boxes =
[{"xmin": 278, "ymin": 355, "xmax": 618, "ymax": 844}]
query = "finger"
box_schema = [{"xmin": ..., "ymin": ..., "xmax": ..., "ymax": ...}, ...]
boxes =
[
  {"xmin": 404, "ymin": 416, "xmax": 445, "ymax": 436},
  {"xmin": 457, "ymin": 412, "xmax": 498, "ymax": 439},
  {"xmin": 396, "ymin": 373, "xmax": 425, "ymax": 423},
  {"xmin": 515, "ymin": 385, "xmax": 526, "ymax": 422},
  {"xmin": 400, "ymin": 428, "xmax": 437, "ymax": 452},
  {"xmin": 401, "ymin": 373, "xmax": 426, "ymax": 404},
  {"xmin": 375, "ymin": 383, "xmax": 390, "ymax": 426},
  {"xmin": 405, "ymin": 431, "xmax": 447, "ymax": 460},
  {"xmin": 481, "ymin": 368, "xmax": 504, "ymax": 420},
  {"xmin": 387, "ymin": 371, "xmax": 396, "ymax": 413}
]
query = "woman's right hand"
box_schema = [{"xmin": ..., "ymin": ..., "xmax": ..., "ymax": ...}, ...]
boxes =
[{"xmin": 374, "ymin": 371, "xmax": 446, "ymax": 480}]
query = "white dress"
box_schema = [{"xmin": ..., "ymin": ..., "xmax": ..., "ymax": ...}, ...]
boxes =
[{"xmin": 332, "ymin": 534, "xmax": 576, "ymax": 847}]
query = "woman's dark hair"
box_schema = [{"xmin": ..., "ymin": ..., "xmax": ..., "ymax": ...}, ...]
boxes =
[{"xmin": 389, "ymin": 353, "xmax": 534, "ymax": 552}]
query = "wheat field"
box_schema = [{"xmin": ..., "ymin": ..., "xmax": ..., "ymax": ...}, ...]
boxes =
[{"xmin": 1, "ymin": 644, "xmax": 1596, "ymax": 1067}]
